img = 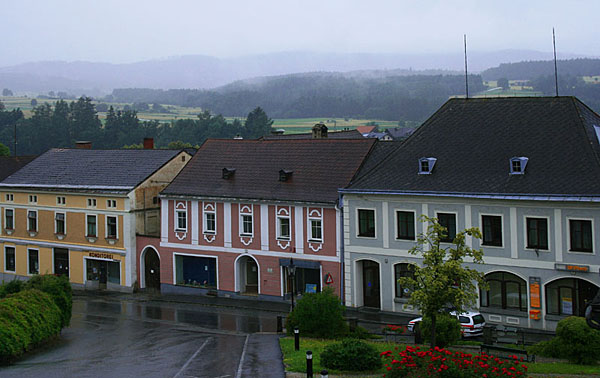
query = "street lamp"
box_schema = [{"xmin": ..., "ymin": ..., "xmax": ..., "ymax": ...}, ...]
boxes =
[{"xmin": 288, "ymin": 258, "xmax": 296, "ymax": 310}]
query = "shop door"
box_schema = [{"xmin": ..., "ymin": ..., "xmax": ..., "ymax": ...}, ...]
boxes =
[
  {"xmin": 144, "ymin": 249, "xmax": 161, "ymax": 291},
  {"xmin": 362, "ymin": 261, "xmax": 380, "ymax": 308},
  {"xmin": 86, "ymin": 259, "xmax": 108, "ymax": 289},
  {"xmin": 245, "ymin": 259, "xmax": 258, "ymax": 294},
  {"xmin": 54, "ymin": 248, "xmax": 69, "ymax": 276}
]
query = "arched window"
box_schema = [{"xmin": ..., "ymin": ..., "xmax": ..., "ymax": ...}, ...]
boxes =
[
  {"xmin": 394, "ymin": 263, "xmax": 415, "ymax": 299},
  {"xmin": 546, "ymin": 278, "xmax": 599, "ymax": 316},
  {"xmin": 480, "ymin": 272, "xmax": 527, "ymax": 312}
]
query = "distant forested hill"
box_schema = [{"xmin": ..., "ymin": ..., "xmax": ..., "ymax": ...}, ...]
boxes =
[
  {"xmin": 482, "ymin": 58, "xmax": 600, "ymax": 80},
  {"xmin": 109, "ymin": 73, "xmax": 484, "ymax": 122}
]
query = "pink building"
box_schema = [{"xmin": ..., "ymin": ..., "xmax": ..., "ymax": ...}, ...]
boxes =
[{"xmin": 137, "ymin": 138, "xmax": 375, "ymax": 301}]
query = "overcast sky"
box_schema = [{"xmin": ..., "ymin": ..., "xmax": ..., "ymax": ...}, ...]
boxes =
[{"xmin": 1, "ymin": 0, "xmax": 598, "ymax": 66}]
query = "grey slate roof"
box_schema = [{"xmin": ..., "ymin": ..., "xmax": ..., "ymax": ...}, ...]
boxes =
[
  {"xmin": 260, "ymin": 129, "xmax": 363, "ymax": 140},
  {"xmin": 0, "ymin": 148, "xmax": 182, "ymax": 191},
  {"xmin": 347, "ymin": 97, "xmax": 600, "ymax": 197},
  {"xmin": 162, "ymin": 138, "xmax": 376, "ymax": 204},
  {"xmin": 0, "ymin": 156, "xmax": 37, "ymax": 182}
]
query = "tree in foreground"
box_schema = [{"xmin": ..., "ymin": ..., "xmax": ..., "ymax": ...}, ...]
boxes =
[
  {"xmin": 0, "ymin": 142, "xmax": 9, "ymax": 156},
  {"xmin": 398, "ymin": 215, "xmax": 486, "ymax": 348}
]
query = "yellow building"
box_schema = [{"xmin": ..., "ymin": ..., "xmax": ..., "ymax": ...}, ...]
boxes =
[{"xmin": 0, "ymin": 146, "xmax": 191, "ymax": 291}]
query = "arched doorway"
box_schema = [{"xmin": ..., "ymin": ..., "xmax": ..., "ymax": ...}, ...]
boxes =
[
  {"xmin": 236, "ymin": 255, "xmax": 259, "ymax": 295},
  {"xmin": 358, "ymin": 260, "xmax": 380, "ymax": 309},
  {"xmin": 143, "ymin": 248, "xmax": 161, "ymax": 291},
  {"xmin": 545, "ymin": 277, "xmax": 599, "ymax": 316}
]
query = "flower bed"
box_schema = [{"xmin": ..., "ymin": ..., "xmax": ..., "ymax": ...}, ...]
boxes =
[{"xmin": 381, "ymin": 346, "xmax": 529, "ymax": 377}]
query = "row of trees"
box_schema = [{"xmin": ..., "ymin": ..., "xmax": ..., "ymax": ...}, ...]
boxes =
[
  {"xmin": 109, "ymin": 74, "xmax": 486, "ymax": 122},
  {"xmin": 0, "ymin": 98, "xmax": 273, "ymax": 155}
]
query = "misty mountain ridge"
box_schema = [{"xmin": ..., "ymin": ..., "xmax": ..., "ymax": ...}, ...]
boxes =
[{"xmin": 0, "ymin": 50, "xmax": 589, "ymax": 95}]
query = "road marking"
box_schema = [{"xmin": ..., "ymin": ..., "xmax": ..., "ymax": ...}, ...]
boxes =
[
  {"xmin": 173, "ymin": 337, "xmax": 211, "ymax": 378},
  {"xmin": 235, "ymin": 335, "xmax": 249, "ymax": 378}
]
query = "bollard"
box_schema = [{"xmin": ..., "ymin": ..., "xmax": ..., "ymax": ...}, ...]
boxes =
[
  {"xmin": 294, "ymin": 328, "xmax": 300, "ymax": 351},
  {"xmin": 277, "ymin": 316, "xmax": 283, "ymax": 333},
  {"xmin": 306, "ymin": 350, "xmax": 313, "ymax": 378},
  {"xmin": 320, "ymin": 369, "xmax": 328, "ymax": 378}
]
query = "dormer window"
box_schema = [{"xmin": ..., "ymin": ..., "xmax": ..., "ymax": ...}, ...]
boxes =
[
  {"xmin": 510, "ymin": 157, "xmax": 528, "ymax": 175},
  {"xmin": 418, "ymin": 157, "xmax": 437, "ymax": 174},
  {"xmin": 279, "ymin": 169, "xmax": 293, "ymax": 182},
  {"xmin": 222, "ymin": 167, "xmax": 236, "ymax": 179}
]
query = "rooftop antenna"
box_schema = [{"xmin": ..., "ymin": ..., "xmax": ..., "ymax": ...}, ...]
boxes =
[
  {"xmin": 464, "ymin": 34, "xmax": 469, "ymax": 98},
  {"xmin": 553, "ymin": 27, "xmax": 559, "ymax": 96}
]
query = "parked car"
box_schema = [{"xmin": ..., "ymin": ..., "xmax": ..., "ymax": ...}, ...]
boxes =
[{"xmin": 407, "ymin": 311, "xmax": 486, "ymax": 337}]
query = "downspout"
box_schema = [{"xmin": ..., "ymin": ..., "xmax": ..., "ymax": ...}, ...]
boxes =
[{"xmin": 338, "ymin": 192, "xmax": 345, "ymax": 306}]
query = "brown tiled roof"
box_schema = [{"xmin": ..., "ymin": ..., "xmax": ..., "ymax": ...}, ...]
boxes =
[
  {"xmin": 0, "ymin": 156, "xmax": 37, "ymax": 182},
  {"xmin": 356, "ymin": 125, "xmax": 377, "ymax": 134},
  {"xmin": 162, "ymin": 138, "xmax": 376, "ymax": 203}
]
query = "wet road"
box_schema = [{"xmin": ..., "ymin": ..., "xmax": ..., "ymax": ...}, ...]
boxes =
[{"xmin": 0, "ymin": 294, "xmax": 285, "ymax": 378}]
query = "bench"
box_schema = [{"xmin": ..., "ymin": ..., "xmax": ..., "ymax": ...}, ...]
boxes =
[{"xmin": 480, "ymin": 344, "xmax": 535, "ymax": 363}]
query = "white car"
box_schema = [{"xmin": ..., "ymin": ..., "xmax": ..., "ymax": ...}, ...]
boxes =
[{"xmin": 407, "ymin": 311, "xmax": 486, "ymax": 338}]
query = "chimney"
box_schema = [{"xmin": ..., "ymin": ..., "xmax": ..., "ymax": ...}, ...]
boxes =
[
  {"xmin": 312, "ymin": 123, "xmax": 328, "ymax": 139},
  {"xmin": 143, "ymin": 137, "xmax": 154, "ymax": 149},
  {"xmin": 75, "ymin": 141, "xmax": 92, "ymax": 149}
]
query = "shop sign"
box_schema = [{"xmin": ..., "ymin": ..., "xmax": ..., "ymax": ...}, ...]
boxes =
[
  {"xmin": 529, "ymin": 277, "xmax": 541, "ymax": 309},
  {"xmin": 325, "ymin": 273, "xmax": 333, "ymax": 285},
  {"xmin": 555, "ymin": 263, "xmax": 589, "ymax": 273},
  {"xmin": 89, "ymin": 252, "xmax": 114, "ymax": 260}
]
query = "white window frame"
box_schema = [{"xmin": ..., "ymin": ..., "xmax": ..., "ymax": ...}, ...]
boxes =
[
  {"xmin": 509, "ymin": 157, "xmax": 529, "ymax": 175},
  {"xmin": 479, "ymin": 213, "xmax": 504, "ymax": 248},
  {"xmin": 175, "ymin": 208, "xmax": 187, "ymax": 232},
  {"xmin": 356, "ymin": 207, "xmax": 377, "ymax": 239},
  {"xmin": 4, "ymin": 245, "xmax": 16, "ymax": 273},
  {"xmin": 276, "ymin": 214, "xmax": 291, "ymax": 241},
  {"xmin": 28, "ymin": 194, "xmax": 38, "ymax": 204},
  {"xmin": 4, "ymin": 207, "xmax": 15, "ymax": 230},
  {"xmin": 394, "ymin": 209, "xmax": 417, "ymax": 241},
  {"xmin": 87, "ymin": 198, "xmax": 97, "ymax": 208},
  {"xmin": 418, "ymin": 157, "xmax": 437, "ymax": 174},
  {"xmin": 27, "ymin": 209, "xmax": 38, "ymax": 232},
  {"xmin": 27, "ymin": 248, "xmax": 39, "ymax": 275},
  {"xmin": 523, "ymin": 215, "xmax": 551, "ymax": 252},
  {"xmin": 56, "ymin": 196, "xmax": 66, "ymax": 206},
  {"xmin": 308, "ymin": 212, "xmax": 323, "ymax": 242},
  {"xmin": 86, "ymin": 214, "xmax": 98, "ymax": 237},
  {"xmin": 566, "ymin": 217, "xmax": 595, "ymax": 255},
  {"xmin": 5, "ymin": 193, "xmax": 14, "ymax": 203},
  {"xmin": 54, "ymin": 211, "xmax": 66, "ymax": 235},
  {"xmin": 239, "ymin": 205, "xmax": 254, "ymax": 237},
  {"xmin": 435, "ymin": 211, "xmax": 458, "ymax": 244},
  {"xmin": 105, "ymin": 215, "xmax": 119, "ymax": 239},
  {"xmin": 203, "ymin": 205, "xmax": 216, "ymax": 234},
  {"xmin": 107, "ymin": 199, "xmax": 117, "ymax": 208}
]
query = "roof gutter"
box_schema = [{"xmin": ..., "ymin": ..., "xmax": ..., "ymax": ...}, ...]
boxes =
[
  {"xmin": 338, "ymin": 188, "xmax": 600, "ymax": 202},
  {"xmin": 0, "ymin": 184, "xmax": 134, "ymax": 190}
]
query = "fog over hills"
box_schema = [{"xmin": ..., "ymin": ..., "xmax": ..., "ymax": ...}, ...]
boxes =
[{"xmin": 0, "ymin": 50, "xmax": 589, "ymax": 96}]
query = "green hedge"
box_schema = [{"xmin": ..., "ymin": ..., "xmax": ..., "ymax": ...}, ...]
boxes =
[
  {"xmin": 285, "ymin": 287, "xmax": 348, "ymax": 339},
  {"xmin": 26, "ymin": 275, "xmax": 72, "ymax": 327},
  {"xmin": 0, "ymin": 289, "xmax": 63, "ymax": 363},
  {"xmin": 321, "ymin": 338, "xmax": 381, "ymax": 372}
]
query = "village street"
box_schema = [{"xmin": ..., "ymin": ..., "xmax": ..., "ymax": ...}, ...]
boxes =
[{"xmin": 0, "ymin": 292, "xmax": 286, "ymax": 378}]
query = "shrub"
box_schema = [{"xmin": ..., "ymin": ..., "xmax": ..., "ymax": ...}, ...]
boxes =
[
  {"xmin": 26, "ymin": 275, "xmax": 72, "ymax": 327},
  {"xmin": 0, "ymin": 280, "xmax": 25, "ymax": 299},
  {"xmin": 382, "ymin": 346, "xmax": 529, "ymax": 378},
  {"xmin": 285, "ymin": 288, "xmax": 347, "ymax": 339},
  {"xmin": 321, "ymin": 339, "xmax": 381, "ymax": 372},
  {"xmin": 530, "ymin": 316, "xmax": 600, "ymax": 365},
  {"xmin": 420, "ymin": 314, "xmax": 462, "ymax": 348},
  {"xmin": 0, "ymin": 289, "xmax": 62, "ymax": 363}
]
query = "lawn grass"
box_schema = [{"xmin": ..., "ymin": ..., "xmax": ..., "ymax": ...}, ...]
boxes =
[
  {"xmin": 279, "ymin": 337, "xmax": 402, "ymax": 375},
  {"xmin": 280, "ymin": 337, "xmax": 600, "ymax": 376}
]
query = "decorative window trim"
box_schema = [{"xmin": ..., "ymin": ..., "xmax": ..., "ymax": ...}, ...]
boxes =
[
  {"xmin": 307, "ymin": 208, "xmax": 323, "ymax": 243},
  {"xmin": 54, "ymin": 211, "xmax": 66, "ymax": 239},
  {"xmin": 87, "ymin": 198, "xmax": 97, "ymax": 208},
  {"xmin": 106, "ymin": 199, "xmax": 117, "ymax": 209},
  {"xmin": 435, "ymin": 211, "xmax": 458, "ymax": 244},
  {"xmin": 28, "ymin": 194, "xmax": 38, "ymax": 204},
  {"xmin": 3, "ymin": 207, "xmax": 15, "ymax": 233},
  {"xmin": 5, "ymin": 193, "xmax": 14, "ymax": 203},
  {"xmin": 105, "ymin": 215, "xmax": 119, "ymax": 241},
  {"xmin": 276, "ymin": 206, "xmax": 291, "ymax": 241},
  {"xmin": 4, "ymin": 245, "xmax": 16, "ymax": 273},
  {"xmin": 56, "ymin": 196, "xmax": 66, "ymax": 206},
  {"xmin": 509, "ymin": 157, "xmax": 528, "ymax": 175},
  {"xmin": 418, "ymin": 157, "xmax": 437, "ymax": 174},
  {"xmin": 394, "ymin": 209, "xmax": 417, "ymax": 241},
  {"xmin": 239, "ymin": 204, "xmax": 254, "ymax": 237},
  {"xmin": 480, "ymin": 213, "xmax": 504, "ymax": 248},
  {"xmin": 523, "ymin": 215, "xmax": 551, "ymax": 251},
  {"xmin": 27, "ymin": 209, "xmax": 38, "ymax": 234},
  {"xmin": 203, "ymin": 202, "xmax": 217, "ymax": 235},
  {"xmin": 566, "ymin": 217, "xmax": 594, "ymax": 254},
  {"xmin": 86, "ymin": 214, "xmax": 98, "ymax": 241},
  {"xmin": 175, "ymin": 208, "xmax": 188, "ymax": 232},
  {"xmin": 356, "ymin": 208, "xmax": 376, "ymax": 239}
]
